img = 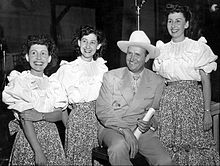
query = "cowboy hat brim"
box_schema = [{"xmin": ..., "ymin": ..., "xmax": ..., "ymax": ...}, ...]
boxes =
[{"xmin": 117, "ymin": 41, "xmax": 159, "ymax": 59}]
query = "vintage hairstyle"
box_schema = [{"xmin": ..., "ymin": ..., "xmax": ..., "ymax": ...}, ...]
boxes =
[
  {"xmin": 165, "ymin": 3, "xmax": 202, "ymax": 39},
  {"xmin": 165, "ymin": 3, "xmax": 192, "ymax": 22},
  {"xmin": 22, "ymin": 34, "xmax": 56, "ymax": 58},
  {"xmin": 71, "ymin": 25, "xmax": 107, "ymax": 60}
]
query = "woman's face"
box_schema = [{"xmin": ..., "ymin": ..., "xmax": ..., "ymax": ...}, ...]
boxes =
[
  {"xmin": 167, "ymin": 12, "xmax": 189, "ymax": 42},
  {"xmin": 26, "ymin": 44, "xmax": 51, "ymax": 77},
  {"xmin": 78, "ymin": 33, "xmax": 101, "ymax": 62}
]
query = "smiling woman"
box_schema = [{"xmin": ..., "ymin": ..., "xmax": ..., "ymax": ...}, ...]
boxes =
[
  {"xmin": 2, "ymin": 34, "xmax": 68, "ymax": 165},
  {"xmin": 51, "ymin": 25, "xmax": 108, "ymax": 165},
  {"xmin": 25, "ymin": 44, "xmax": 51, "ymax": 77},
  {"xmin": 153, "ymin": 3, "xmax": 220, "ymax": 166}
]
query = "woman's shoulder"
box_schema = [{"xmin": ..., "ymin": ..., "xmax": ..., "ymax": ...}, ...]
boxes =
[
  {"xmin": 185, "ymin": 37, "xmax": 211, "ymax": 49},
  {"xmin": 95, "ymin": 57, "xmax": 108, "ymax": 72},
  {"xmin": 7, "ymin": 70, "xmax": 30, "ymax": 82},
  {"xmin": 156, "ymin": 40, "xmax": 170, "ymax": 48},
  {"xmin": 57, "ymin": 57, "xmax": 81, "ymax": 72},
  {"xmin": 48, "ymin": 75, "xmax": 64, "ymax": 89},
  {"xmin": 185, "ymin": 37, "xmax": 217, "ymax": 58}
]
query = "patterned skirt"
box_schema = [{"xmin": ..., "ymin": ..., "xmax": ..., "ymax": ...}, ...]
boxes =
[
  {"xmin": 157, "ymin": 80, "xmax": 219, "ymax": 166},
  {"xmin": 65, "ymin": 101, "xmax": 99, "ymax": 166},
  {"xmin": 8, "ymin": 119, "xmax": 66, "ymax": 165}
]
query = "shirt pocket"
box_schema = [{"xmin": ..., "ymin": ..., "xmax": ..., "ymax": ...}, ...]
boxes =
[{"xmin": 112, "ymin": 95, "xmax": 128, "ymax": 111}]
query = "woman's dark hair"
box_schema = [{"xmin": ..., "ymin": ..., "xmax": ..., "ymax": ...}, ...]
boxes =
[
  {"xmin": 21, "ymin": 34, "xmax": 57, "ymax": 75},
  {"xmin": 71, "ymin": 25, "xmax": 107, "ymax": 60},
  {"xmin": 165, "ymin": 3, "xmax": 202, "ymax": 39},
  {"xmin": 165, "ymin": 3, "xmax": 192, "ymax": 22},
  {"xmin": 22, "ymin": 34, "xmax": 56, "ymax": 58}
]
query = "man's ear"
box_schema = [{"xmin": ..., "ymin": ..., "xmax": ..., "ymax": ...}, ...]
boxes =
[
  {"xmin": 145, "ymin": 54, "xmax": 150, "ymax": 63},
  {"xmin": 78, "ymin": 40, "xmax": 81, "ymax": 47},
  {"xmin": 48, "ymin": 56, "xmax": 52, "ymax": 63},
  {"xmin": 25, "ymin": 54, "xmax": 29, "ymax": 62},
  {"xmin": 96, "ymin": 44, "xmax": 102, "ymax": 50}
]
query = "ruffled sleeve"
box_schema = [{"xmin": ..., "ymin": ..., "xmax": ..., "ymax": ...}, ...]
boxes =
[
  {"xmin": 152, "ymin": 40, "xmax": 164, "ymax": 72},
  {"xmin": 51, "ymin": 58, "xmax": 84, "ymax": 103},
  {"xmin": 194, "ymin": 37, "xmax": 218, "ymax": 73},
  {"xmin": 2, "ymin": 71, "xmax": 34, "ymax": 118},
  {"xmin": 48, "ymin": 76, "xmax": 68, "ymax": 110},
  {"xmin": 96, "ymin": 57, "xmax": 108, "ymax": 82},
  {"xmin": 156, "ymin": 40, "xmax": 164, "ymax": 48}
]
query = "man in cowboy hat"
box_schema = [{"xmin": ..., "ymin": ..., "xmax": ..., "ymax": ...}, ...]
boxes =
[{"xmin": 96, "ymin": 30, "xmax": 174, "ymax": 165}]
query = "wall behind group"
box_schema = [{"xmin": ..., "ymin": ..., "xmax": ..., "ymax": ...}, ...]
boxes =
[
  {"xmin": 120, "ymin": 0, "xmax": 156, "ymax": 67},
  {"xmin": 0, "ymin": 0, "xmax": 96, "ymax": 72},
  {"xmin": 0, "ymin": 0, "xmax": 156, "ymax": 71}
]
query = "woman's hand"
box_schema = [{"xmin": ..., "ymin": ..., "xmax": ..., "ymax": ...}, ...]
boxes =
[
  {"xmin": 203, "ymin": 111, "xmax": 212, "ymax": 131},
  {"xmin": 20, "ymin": 109, "xmax": 42, "ymax": 122},
  {"xmin": 35, "ymin": 149, "xmax": 48, "ymax": 166}
]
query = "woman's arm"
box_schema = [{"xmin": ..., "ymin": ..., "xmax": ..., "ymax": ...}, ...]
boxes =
[
  {"xmin": 21, "ymin": 119, "xmax": 47, "ymax": 165},
  {"xmin": 62, "ymin": 109, "xmax": 68, "ymax": 128},
  {"xmin": 199, "ymin": 69, "xmax": 212, "ymax": 131},
  {"xmin": 20, "ymin": 108, "xmax": 62, "ymax": 122}
]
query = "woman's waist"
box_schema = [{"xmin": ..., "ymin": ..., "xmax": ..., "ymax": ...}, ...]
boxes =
[
  {"xmin": 166, "ymin": 80, "xmax": 199, "ymax": 86},
  {"xmin": 67, "ymin": 91, "xmax": 99, "ymax": 103},
  {"xmin": 68, "ymin": 100, "xmax": 96, "ymax": 111},
  {"xmin": 70, "ymin": 100, "xmax": 96, "ymax": 106}
]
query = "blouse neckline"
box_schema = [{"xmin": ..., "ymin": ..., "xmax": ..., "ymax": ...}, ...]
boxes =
[{"xmin": 171, "ymin": 37, "xmax": 188, "ymax": 45}]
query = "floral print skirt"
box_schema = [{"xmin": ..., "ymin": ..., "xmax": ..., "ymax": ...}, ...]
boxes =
[
  {"xmin": 65, "ymin": 101, "xmax": 99, "ymax": 166},
  {"xmin": 8, "ymin": 120, "xmax": 66, "ymax": 165},
  {"xmin": 157, "ymin": 80, "xmax": 219, "ymax": 165}
]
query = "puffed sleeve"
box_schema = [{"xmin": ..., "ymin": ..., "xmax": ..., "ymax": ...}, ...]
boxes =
[
  {"xmin": 51, "ymin": 61, "xmax": 69, "ymax": 85},
  {"xmin": 152, "ymin": 40, "xmax": 164, "ymax": 72},
  {"xmin": 2, "ymin": 71, "xmax": 33, "ymax": 118},
  {"xmin": 49, "ymin": 76, "xmax": 68, "ymax": 110},
  {"xmin": 96, "ymin": 57, "xmax": 108, "ymax": 82},
  {"xmin": 51, "ymin": 59, "xmax": 83, "ymax": 103},
  {"xmin": 194, "ymin": 37, "xmax": 218, "ymax": 73}
]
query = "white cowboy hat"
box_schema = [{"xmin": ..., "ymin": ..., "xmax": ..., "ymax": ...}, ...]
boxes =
[{"xmin": 117, "ymin": 30, "xmax": 159, "ymax": 59}]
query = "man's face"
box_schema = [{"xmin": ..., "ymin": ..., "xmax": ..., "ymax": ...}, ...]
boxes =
[{"xmin": 126, "ymin": 45, "xmax": 147, "ymax": 74}]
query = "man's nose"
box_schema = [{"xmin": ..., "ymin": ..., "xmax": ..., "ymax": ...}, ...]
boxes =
[{"xmin": 130, "ymin": 55, "xmax": 135, "ymax": 61}]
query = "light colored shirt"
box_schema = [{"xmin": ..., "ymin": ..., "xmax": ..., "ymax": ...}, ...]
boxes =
[
  {"xmin": 153, "ymin": 37, "xmax": 218, "ymax": 82},
  {"xmin": 2, "ymin": 70, "xmax": 68, "ymax": 119},
  {"xmin": 129, "ymin": 70, "xmax": 143, "ymax": 94},
  {"xmin": 52, "ymin": 56, "xmax": 108, "ymax": 103}
]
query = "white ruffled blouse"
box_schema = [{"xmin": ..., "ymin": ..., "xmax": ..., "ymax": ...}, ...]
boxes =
[
  {"xmin": 51, "ymin": 56, "xmax": 108, "ymax": 103},
  {"xmin": 153, "ymin": 37, "xmax": 218, "ymax": 82},
  {"xmin": 2, "ymin": 70, "xmax": 68, "ymax": 119}
]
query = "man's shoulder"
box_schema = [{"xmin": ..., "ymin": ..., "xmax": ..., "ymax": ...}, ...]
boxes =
[
  {"xmin": 104, "ymin": 67, "xmax": 126, "ymax": 77},
  {"xmin": 144, "ymin": 68, "xmax": 164, "ymax": 82}
]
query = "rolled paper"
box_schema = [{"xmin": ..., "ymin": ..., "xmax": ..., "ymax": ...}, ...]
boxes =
[{"xmin": 134, "ymin": 107, "xmax": 155, "ymax": 139}]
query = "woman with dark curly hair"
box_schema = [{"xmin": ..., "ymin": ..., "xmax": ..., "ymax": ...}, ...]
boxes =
[
  {"xmin": 2, "ymin": 34, "xmax": 68, "ymax": 165},
  {"xmin": 52, "ymin": 25, "xmax": 108, "ymax": 165},
  {"xmin": 153, "ymin": 3, "xmax": 220, "ymax": 165}
]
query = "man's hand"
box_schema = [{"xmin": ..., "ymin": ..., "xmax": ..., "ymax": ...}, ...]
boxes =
[
  {"xmin": 120, "ymin": 128, "xmax": 138, "ymax": 159},
  {"xmin": 203, "ymin": 111, "xmax": 212, "ymax": 131},
  {"xmin": 137, "ymin": 119, "xmax": 151, "ymax": 133},
  {"xmin": 20, "ymin": 109, "xmax": 42, "ymax": 122},
  {"xmin": 150, "ymin": 116, "xmax": 159, "ymax": 131}
]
